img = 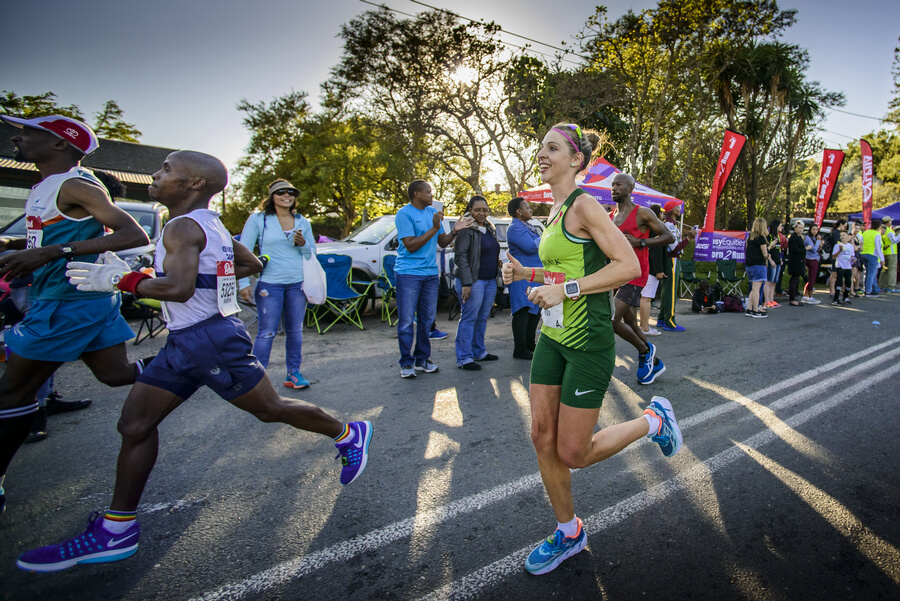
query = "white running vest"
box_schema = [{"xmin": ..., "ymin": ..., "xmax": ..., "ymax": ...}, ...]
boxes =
[{"xmin": 155, "ymin": 209, "xmax": 238, "ymax": 331}]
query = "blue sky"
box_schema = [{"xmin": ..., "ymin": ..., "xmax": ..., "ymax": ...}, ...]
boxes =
[{"xmin": 4, "ymin": 0, "xmax": 898, "ymax": 186}]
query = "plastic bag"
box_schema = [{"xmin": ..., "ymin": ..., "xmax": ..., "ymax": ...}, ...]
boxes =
[{"xmin": 303, "ymin": 253, "xmax": 327, "ymax": 305}]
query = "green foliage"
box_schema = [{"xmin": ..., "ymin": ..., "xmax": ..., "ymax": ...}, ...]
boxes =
[{"xmin": 0, "ymin": 91, "xmax": 141, "ymax": 143}]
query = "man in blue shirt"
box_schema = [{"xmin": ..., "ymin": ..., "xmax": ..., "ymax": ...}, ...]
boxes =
[{"xmin": 395, "ymin": 180, "xmax": 471, "ymax": 378}]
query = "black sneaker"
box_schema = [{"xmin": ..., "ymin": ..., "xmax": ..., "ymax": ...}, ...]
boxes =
[
  {"xmin": 44, "ymin": 392, "xmax": 92, "ymax": 416},
  {"xmin": 831, "ymin": 299, "xmax": 840, "ymax": 305},
  {"xmin": 25, "ymin": 407, "xmax": 48, "ymax": 443},
  {"xmin": 744, "ymin": 309, "xmax": 754, "ymax": 317},
  {"xmin": 459, "ymin": 362, "xmax": 482, "ymax": 371},
  {"xmin": 476, "ymin": 353, "xmax": 499, "ymax": 361}
]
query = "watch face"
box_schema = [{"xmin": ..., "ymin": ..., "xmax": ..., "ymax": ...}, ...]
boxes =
[{"xmin": 565, "ymin": 282, "xmax": 579, "ymax": 296}]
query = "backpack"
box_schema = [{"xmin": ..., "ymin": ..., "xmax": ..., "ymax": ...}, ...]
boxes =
[{"xmin": 722, "ymin": 295, "xmax": 745, "ymax": 313}]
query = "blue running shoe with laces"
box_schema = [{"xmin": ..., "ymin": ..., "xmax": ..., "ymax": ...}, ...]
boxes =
[
  {"xmin": 637, "ymin": 342, "xmax": 660, "ymax": 384},
  {"xmin": 17, "ymin": 512, "xmax": 140, "ymax": 572},
  {"xmin": 525, "ymin": 518, "xmax": 587, "ymax": 575},
  {"xmin": 644, "ymin": 396, "xmax": 682, "ymax": 457},
  {"xmin": 284, "ymin": 369, "xmax": 310, "ymax": 389},
  {"xmin": 335, "ymin": 421, "xmax": 373, "ymax": 485}
]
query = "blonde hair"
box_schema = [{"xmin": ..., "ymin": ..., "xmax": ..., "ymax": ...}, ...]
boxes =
[{"xmin": 749, "ymin": 217, "xmax": 768, "ymax": 239}]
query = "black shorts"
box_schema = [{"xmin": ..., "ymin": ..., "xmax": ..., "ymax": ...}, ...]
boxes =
[{"xmin": 615, "ymin": 283, "xmax": 643, "ymax": 308}]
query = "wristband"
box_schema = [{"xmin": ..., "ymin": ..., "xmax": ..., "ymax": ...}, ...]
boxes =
[
  {"xmin": 116, "ymin": 271, "xmax": 152, "ymax": 297},
  {"xmin": 529, "ymin": 268, "xmax": 536, "ymax": 282}
]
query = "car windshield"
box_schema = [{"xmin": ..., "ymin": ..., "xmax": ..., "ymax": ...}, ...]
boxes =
[
  {"xmin": 0, "ymin": 214, "xmax": 26, "ymax": 237},
  {"xmin": 342, "ymin": 217, "xmax": 396, "ymax": 244},
  {"xmin": 0, "ymin": 206, "xmax": 160, "ymax": 240},
  {"xmin": 125, "ymin": 208, "xmax": 158, "ymax": 240}
]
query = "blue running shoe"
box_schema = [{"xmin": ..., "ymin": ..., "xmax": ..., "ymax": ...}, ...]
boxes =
[
  {"xmin": 429, "ymin": 329, "xmax": 449, "ymax": 340},
  {"xmin": 644, "ymin": 396, "xmax": 682, "ymax": 457},
  {"xmin": 639, "ymin": 357, "xmax": 666, "ymax": 385},
  {"xmin": 284, "ymin": 369, "xmax": 310, "ymax": 389},
  {"xmin": 17, "ymin": 512, "xmax": 140, "ymax": 572},
  {"xmin": 335, "ymin": 421, "xmax": 373, "ymax": 485},
  {"xmin": 636, "ymin": 342, "xmax": 658, "ymax": 384},
  {"xmin": 525, "ymin": 518, "xmax": 587, "ymax": 575},
  {"xmin": 660, "ymin": 324, "xmax": 686, "ymax": 332}
]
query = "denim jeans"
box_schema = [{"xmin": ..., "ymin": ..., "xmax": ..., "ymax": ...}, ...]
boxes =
[
  {"xmin": 396, "ymin": 273, "xmax": 438, "ymax": 367},
  {"xmin": 254, "ymin": 280, "xmax": 306, "ymax": 370},
  {"xmin": 454, "ymin": 278, "xmax": 497, "ymax": 366},
  {"xmin": 862, "ymin": 254, "xmax": 881, "ymax": 295}
]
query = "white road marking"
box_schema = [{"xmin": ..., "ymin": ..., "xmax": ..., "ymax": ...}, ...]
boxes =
[
  {"xmin": 189, "ymin": 337, "xmax": 900, "ymax": 601},
  {"xmin": 418, "ymin": 365, "xmax": 898, "ymax": 601}
]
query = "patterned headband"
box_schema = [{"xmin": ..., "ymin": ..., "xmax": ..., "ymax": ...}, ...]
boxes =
[{"xmin": 552, "ymin": 124, "xmax": 585, "ymax": 168}]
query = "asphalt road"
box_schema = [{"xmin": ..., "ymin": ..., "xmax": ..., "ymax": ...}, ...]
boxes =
[{"xmin": 1, "ymin": 294, "xmax": 899, "ymax": 601}]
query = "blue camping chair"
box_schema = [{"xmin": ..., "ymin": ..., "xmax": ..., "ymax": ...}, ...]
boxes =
[
  {"xmin": 377, "ymin": 254, "xmax": 398, "ymax": 325},
  {"xmin": 309, "ymin": 254, "xmax": 373, "ymax": 334}
]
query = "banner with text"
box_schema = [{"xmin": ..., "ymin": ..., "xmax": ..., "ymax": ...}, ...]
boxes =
[
  {"xmin": 701, "ymin": 130, "xmax": 747, "ymax": 232},
  {"xmin": 693, "ymin": 230, "xmax": 750, "ymax": 263},
  {"xmin": 813, "ymin": 149, "xmax": 845, "ymax": 227},
  {"xmin": 861, "ymin": 139, "xmax": 874, "ymax": 228}
]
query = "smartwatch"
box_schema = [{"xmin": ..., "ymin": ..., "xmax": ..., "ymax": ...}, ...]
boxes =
[
  {"xmin": 564, "ymin": 279, "xmax": 580, "ymax": 301},
  {"xmin": 60, "ymin": 244, "xmax": 77, "ymax": 260}
]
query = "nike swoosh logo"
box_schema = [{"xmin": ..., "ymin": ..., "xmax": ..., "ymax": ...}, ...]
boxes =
[
  {"xmin": 108, "ymin": 532, "xmax": 138, "ymax": 548},
  {"xmin": 574, "ymin": 389, "xmax": 595, "ymax": 396},
  {"xmin": 353, "ymin": 429, "xmax": 365, "ymax": 449}
]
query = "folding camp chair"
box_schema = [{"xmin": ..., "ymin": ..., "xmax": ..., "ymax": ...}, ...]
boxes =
[
  {"xmin": 377, "ymin": 254, "xmax": 398, "ymax": 325},
  {"xmin": 679, "ymin": 260, "xmax": 709, "ymax": 298},
  {"xmin": 716, "ymin": 259, "xmax": 745, "ymax": 297},
  {"xmin": 133, "ymin": 298, "xmax": 166, "ymax": 345},
  {"xmin": 309, "ymin": 254, "xmax": 373, "ymax": 334}
]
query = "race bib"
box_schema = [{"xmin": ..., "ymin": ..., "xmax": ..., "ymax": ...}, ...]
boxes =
[
  {"xmin": 26, "ymin": 216, "xmax": 43, "ymax": 249},
  {"xmin": 541, "ymin": 270, "xmax": 565, "ymax": 329},
  {"xmin": 216, "ymin": 260, "xmax": 240, "ymax": 317}
]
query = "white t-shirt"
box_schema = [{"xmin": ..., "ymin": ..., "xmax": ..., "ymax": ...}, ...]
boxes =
[{"xmin": 833, "ymin": 242, "xmax": 854, "ymax": 270}]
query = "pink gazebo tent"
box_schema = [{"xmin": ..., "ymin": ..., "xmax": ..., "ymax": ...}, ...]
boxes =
[{"xmin": 521, "ymin": 157, "xmax": 684, "ymax": 210}]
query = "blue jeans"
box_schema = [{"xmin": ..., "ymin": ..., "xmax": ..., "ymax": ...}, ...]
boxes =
[
  {"xmin": 862, "ymin": 254, "xmax": 881, "ymax": 295},
  {"xmin": 396, "ymin": 273, "xmax": 438, "ymax": 367},
  {"xmin": 454, "ymin": 278, "xmax": 497, "ymax": 366},
  {"xmin": 254, "ymin": 281, "xmax": 306, "ymax": 370}
]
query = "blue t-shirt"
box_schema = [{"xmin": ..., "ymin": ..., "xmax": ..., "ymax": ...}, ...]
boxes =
[{"xmin": 395, "ymin": 203, "xmax": 439, "ymax": 276}]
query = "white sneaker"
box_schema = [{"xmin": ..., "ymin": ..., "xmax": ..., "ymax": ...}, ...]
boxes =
[
  {"xmin": 644, "ymin": 327, "xmax": 662, "ymax": 336},
  {"xmin": 806, "ymin": 297, "xmax": 821, "ymax": 305},
  {"xmin": 801, "ymin": 297, "xmax": 809, "ymax": 302}
]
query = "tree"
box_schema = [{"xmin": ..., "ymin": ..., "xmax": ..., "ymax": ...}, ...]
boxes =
[
  {"xmin": 0, "ymin": 91, "xmax": 141, "ymax": 142},
  {"xmin": 328, "ymin": 7, "xmax": 532, "ymax": 196}
]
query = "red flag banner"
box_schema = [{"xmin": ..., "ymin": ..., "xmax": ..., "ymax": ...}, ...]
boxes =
[
  {"xmin": 861, "ymin": 139, "xmax": 874, "ymax": 228},
  {"xmin": 813, "ymin": 149, "xmax": 845, "ymax": 227},
  {"xmin": 702, "ymin": 130, "xmax": 746, "ymax": 232}
]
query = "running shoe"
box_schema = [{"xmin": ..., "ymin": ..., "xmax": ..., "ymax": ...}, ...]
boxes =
[
  {"xmin": 334, "ymin": 421, "xmax": 373, "ymax": 485},
  {"xmin": 770, "ymin": 301, "xmax": 782, "ymax": 308},
  {"xmin": 44, "ymin": 392, "xmax": 92, "ymax": 415},
  {"xmin": 806, "ymin": 297, "xmax": 820, "ymax": 305},
  {"xmin": 644, "ymin": 396, "xmax": 683, "ymax": 457},
  {"xmin": 476, "ymin": 353, "xmax": 499, "ymax": 361},
  {"xmin": 284, "ymin": 369, "xmax": 310, "ymax": 389},
  {"xmin": 415, "ymin": 360, "xmax": 439, "ymax": 373},
  {"xmin": 752, "ymin": 310, "xmax": 768, "ymax": 318},
  {"xmin": 744, "ymin": 309, "xmax": 754, "ymax": 317},
  {"xmin": 524, "ymin": 518, "xmax": 587, "ymax": 575},
  {"xmin": 400, "ymin": 365, "xmax": 417, "ymax": 378},
  {"xmin": 644, "ymin": 327, "xmax": 662, "ymax": 336},
  {"xmin": 429, "ymin": 329, "xmax": 449, "ymax": 340},
  {"xmin": 660, "ymin": 324, "xmax": 686, "ymax": 332},
  {"xmin": 831, "ymin": 299, "xmax": 840, "ymax": 305},
  {"xmin": 17, "ymin": 512, "xmax": 140, "ymax": 572},
  {"xmin": 639, "ymin": 356, "xmax": 666, "ymax": 385}
]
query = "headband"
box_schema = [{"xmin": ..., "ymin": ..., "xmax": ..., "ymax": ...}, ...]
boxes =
[{"xmin": 552, "ymin": 125, "xmax": 585, "ymax": 169}]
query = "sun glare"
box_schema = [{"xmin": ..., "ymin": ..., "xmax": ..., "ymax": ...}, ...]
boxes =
[{"xmin": 450, "ymin": 65, "xmax": 478, "ymax": 85}]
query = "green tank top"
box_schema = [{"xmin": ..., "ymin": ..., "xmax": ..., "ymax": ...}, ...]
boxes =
[{"xmin": 538, "ymin": 188, "xmax": 613, "ymax": 351}]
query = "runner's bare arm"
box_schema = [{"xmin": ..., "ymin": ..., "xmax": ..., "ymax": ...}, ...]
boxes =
[
  {"xmin": 636, "ymin": 206, "xmax": 675, "ymax": 247},
  {"xmin": 232, "ymin": 237, "xmax": 263, "ymax": 279},
  {"xmin": 0, "ymin": 179, "xmax": 148, "ymax": 281},
  {"xmin": 132, "ymin": 218, "xmax": 204, "ymax": 302}
]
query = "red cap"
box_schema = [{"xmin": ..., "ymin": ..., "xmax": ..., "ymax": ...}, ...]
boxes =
[
  {"xmin": 1, "ymin": 114, "xmax": 99, "ymax": 155},
  {"xmin": 663, "ymin": 200, "xmax": 682, "ymax": 213}
]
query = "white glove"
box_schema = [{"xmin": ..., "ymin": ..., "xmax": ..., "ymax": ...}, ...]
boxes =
[{"xmin": 66, "ymin": 251, "xmax": 131, "ymax": 292}]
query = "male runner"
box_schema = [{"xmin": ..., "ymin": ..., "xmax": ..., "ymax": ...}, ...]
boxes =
[
  {"xmin": 16, "ymin": 150, "xmax": 373, "ymax": 572},
  {"xmin": 0, "ymin": 115, "xmax": 150, "ymax": 514},
  {"xmin": 609, "ymin": 173, "xmax": 673, "ymax": 385}
]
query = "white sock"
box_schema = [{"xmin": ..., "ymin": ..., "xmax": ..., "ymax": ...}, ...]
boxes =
[
  {"xmin": 102, "ymin": 518, "xmax": 135, "ymax": 534},
  {"xmin": 644, "ymin": 413, "xmax": 661, "ymax": 438},
  {"xmin": 557, "ymin": 516, "xmax": 579, "ymax": 538},
  {"xmin": 334, "ymin": 424, "xmax": 356, "ymax": 444}
]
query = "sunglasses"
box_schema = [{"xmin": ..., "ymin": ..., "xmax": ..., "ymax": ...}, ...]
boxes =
[{"xmin": 275, "ymin": 189, "xmax": 298, "ymax": 197}]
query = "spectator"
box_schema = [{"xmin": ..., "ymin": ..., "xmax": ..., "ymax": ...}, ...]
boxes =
[
  {"xmin": 802, "ymin": 224, "xmax": 822, "ymax": 304},
  {"xmin": 764, "ymin": 220, "xmax": 783, "ymax": 308},
  {"xmin": 506, "ymin": 196, "xmax": 542, "ymax": 359},
  {"xmin": 860, "ymin": 220, "xmax": 884, "ymax": 297},
  {"xmin": 879, "ymin": 216, "xmax": 899, "ymax": 292},
  {"xmin": 238, "ymin": 179, "xmax": 316, "ymax": 389},
  {"xmin": 691, "ymin": 280, "xmax": 718, "ymax": 313},
  {"xmin": 394, "ymin": 180, "xmax": 470, "ymax": 378},
  {"xmin": 851, "ymin": 222, "xmax": 864, "ymax": 296},
  {"xmin": 826, "ymin": 219, "xmax": 846, "ymax": 299},
  {"xmin": 832, "ymin": 230, "xmax": 854, "ymax": 305},
  {"xmin": 640, "ymin": 204, "xmax": 666, "ymax": 337},
  {"xmin": 657, "ymin": 200, "xmax": 691, "ymax": 332},
  {"xmin": 787, "ymin": 220, "xmax": 807, "ymax": 306},
  {"xmin": 453, "ymin": 196, "xmax": 501, "ymax": 370},
  {"xmin": 745, "ymin": 217, "xmax": 769, "ymax": 318}
]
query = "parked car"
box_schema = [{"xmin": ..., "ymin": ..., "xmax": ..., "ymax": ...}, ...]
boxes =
[{"xmin": 316, "ymin": 214, "xmax": 544, "ymax": 296}]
